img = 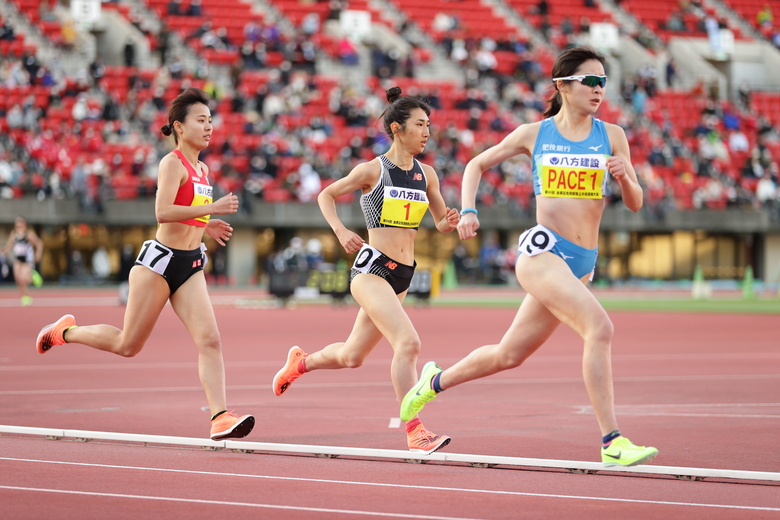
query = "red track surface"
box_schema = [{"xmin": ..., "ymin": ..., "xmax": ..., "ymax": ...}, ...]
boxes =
[{"xmin": 1, "ymin": 287, "xmax": 779, "ymax": 519}]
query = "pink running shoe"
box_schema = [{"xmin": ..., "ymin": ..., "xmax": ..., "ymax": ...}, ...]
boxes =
[
  {"xmin": 36, "ymin": 314, "xmax": 76, "ymax": 354},
  {"xmin": 272, "ymin": 346, "xmax": 307, "ymax": 396}
]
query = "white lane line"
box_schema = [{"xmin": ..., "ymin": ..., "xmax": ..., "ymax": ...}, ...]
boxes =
[
  {"xmin": 388, "ymin": 417, "xmax": 401, "ymax": 428},
  {"xmin": 3, "ymin": 374, "xmax": 778, "ymax": 395},
  {"xmin": 0, "ymin": 485, "xmax": 483, "ymax": 520},
  {"xmin": 0, "ymin": 459, "xmax": 777, "ymax": 512},
  {"xmin": 3, "ymin": 353, "xmax": 778, "ymax": 372},
  {"xmin": 574, "ymin": 403, "xmax": 780, "ymax": 419}
]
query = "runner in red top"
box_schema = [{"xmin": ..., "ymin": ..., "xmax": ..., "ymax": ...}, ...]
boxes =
[{"xmin": 35, "ymin": 88, "xmax": 254, "ymax": 441}]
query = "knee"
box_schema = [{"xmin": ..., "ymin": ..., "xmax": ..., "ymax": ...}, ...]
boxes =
[
  {"xmin": 394, "ymin": 336, "xmax": 422, "ymax": 361},
  {"xmin": 341, "ymin": 354, "xmax": 365, "ymax": 369},
  {"xmin": 197, "ymin": 331, "xmax": 222, "ymax": 353},
  {"xmin": 116, "ymin": 341, "xmax": 144, "ymax": 358},
  {"xmin": 497, "ymin": 349, "xmax": 526, "ymax": 370},
  {"xmin": 586, "ymin": 317, "xmax": 614, "ymax": 347}
]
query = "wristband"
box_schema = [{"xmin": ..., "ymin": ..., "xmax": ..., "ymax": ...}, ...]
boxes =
[{"xmin": 460, "ymin": 208, "xmax": 478, "ymax": 216}]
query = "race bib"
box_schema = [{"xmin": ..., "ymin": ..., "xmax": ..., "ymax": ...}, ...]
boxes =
[
  {"xmin": 192, "ymin": 182, "xmax": 213, "ymax": 224},
  {"xmin": 539, "ymin": 153, "xmax": 606, "ymax": 199},
  {"xmin": 136, "ymin": 240, "xmax": 173, "ymax": 276},
  {"xmin": 517, "ymin": 225, "xmax": 557, "ymax": 257},
  {"xmin": 380, "ymin": 186, "xmax": 429, "ymax": 228},
  {"xmin": 13, "ymin": 242, "xmax": 28, "ymax": 256},
  {"xmin": 351, "ymin": 244, "xmax": 381, "ymax": 274}
]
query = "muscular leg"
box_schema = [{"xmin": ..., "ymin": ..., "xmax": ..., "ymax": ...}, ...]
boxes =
[
  {"xmin": 306, "ymin": 274, "xmax": 421, "ymax": 404},
  {"xmin": 304, "ymin": 306, "xmax": 385, "ymax": 370},
  {"xmin": 440, "ymin": 293, "xmax": 561, "ymax": 389},
  {"xmin": 514, "ymin": 253, "xmax": 618, "ymax": 436},
  {"xmin": 64, "ymin": 265, "xmax": 170, "ymax": 357},
  {"xmin": 170, "ymin": 271, "xmax": 226, "ymax": 416},
  {"xmin": 13, "ymin": 261, "xmax": 31, "ymax": 298}
]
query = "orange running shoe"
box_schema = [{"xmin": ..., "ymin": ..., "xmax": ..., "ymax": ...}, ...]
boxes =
[
  {"xmin": 36, "ymin": 314, "xmax": 76, "ymax": 354},
  {"xmin": 407, "ymin": 424, "xmax": 451, "ymax": 455},
  {"xmin": 272, "ymin": 346, "xmax": 307, "ymax": 396},
  {"xmin": 210, "ymin": 411, "xmax": 255, "ymax": 440}
]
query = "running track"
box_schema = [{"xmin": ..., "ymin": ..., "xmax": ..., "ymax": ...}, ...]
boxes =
[{"xmin": 1, "ymin": 287, "xmax": 778, "ymax": 519}]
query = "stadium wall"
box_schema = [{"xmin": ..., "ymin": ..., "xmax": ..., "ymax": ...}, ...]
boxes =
[{"xmin": 2, "ymin": 197, "xmax": 779, "ymax": 285}]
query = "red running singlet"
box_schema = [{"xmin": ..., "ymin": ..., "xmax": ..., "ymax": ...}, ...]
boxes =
[{"xmin": 171, "ymin": 149, "xmax": 212, "ymax": 227}]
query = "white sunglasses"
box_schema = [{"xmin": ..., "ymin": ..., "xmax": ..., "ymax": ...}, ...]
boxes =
[{"xmin": 552, "ymin": 74, "xmax": 608, "ymax": 88}]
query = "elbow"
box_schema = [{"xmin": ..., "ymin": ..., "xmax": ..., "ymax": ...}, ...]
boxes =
[{"xmin": 155, "ymin": 211, "xmax": 171, "ymax": 223}]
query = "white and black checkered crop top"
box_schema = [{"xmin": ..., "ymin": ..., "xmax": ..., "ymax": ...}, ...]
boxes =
[{"xmin": 360, "ymin": 155, "xmax": 430, "ymax": 230}]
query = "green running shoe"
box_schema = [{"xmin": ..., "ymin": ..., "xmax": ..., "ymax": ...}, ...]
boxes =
[
  {"xmin": 601, "ymin": 436, "xmax": 658, "ymax": 467},
  {"xmin": 400, "ymin": 361, "xmax": 442, "ymax": 422},
  {"xmin": 32, "ymin": 270, "xmax": 43, "ymax": 288}
]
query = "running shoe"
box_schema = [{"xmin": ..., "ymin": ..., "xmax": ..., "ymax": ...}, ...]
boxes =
[
  {"xmin": 32, "ymin": 270, "xmax": 43, "ymax": 288},
  {"xmin": 400, "ymin": 361, "xmax": 442, "ymax": 422},
  {"xmin": 272, "ymin": 346, "xmax": 307, "ymax": 396},
  {"xmin": 21, "ymin": 295, "xmax": 32, "ymax": 306},
  {"xmin": 210, "ymin": 411, "xmax": 255, "ymax": 440},
  {"xmin": 36, "ymin": 314, "xmax": 76, "ymax": 353},
  {"xmin": 601, "ymin": 436, "xmax": 659, "ymax": 467},
  {"xmin": 407, "ymin": 423, "xmax": 451, "ymax": 454}
]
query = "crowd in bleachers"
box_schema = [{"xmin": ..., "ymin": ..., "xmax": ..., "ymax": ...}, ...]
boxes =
[{"xmin": 1, "ymin": 0, "xmax": 780, "ymax": 219}]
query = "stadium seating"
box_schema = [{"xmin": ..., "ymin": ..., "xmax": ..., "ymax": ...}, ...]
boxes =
[{"xmin": 2, "ymin": 0, "xmax": 778, "ymax": 211}]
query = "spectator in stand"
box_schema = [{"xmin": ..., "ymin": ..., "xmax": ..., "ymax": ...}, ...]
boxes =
[
  {"xmin": 88, "ymin": 57, "xmax": 105, "ymax": 87},
  {"xmin": 757, "ymin": 4, "xmax": 773, "ymax": 30},
  {"xmin": 665, "ymin": 58, "xmax": 677, "ymax": 87},
  {"xmin": 0, "ymin": 19, "xmax": 16, "ymax": 41},
  {"xmin": 61, "ymin": 18, "xmax": 78, "ymax": 50},
  {"xmin": 167, "ymin": 0, "xmax": 182, "ymax": 16},
  {"xmin": 728, "ymin": 129, "xmax": 749, "ymax": 154},
  {"xmin": 756, "ymin": 171, "xmax": 777, "ymax": 209},
  {"xmin": 337, "ymin": 36, "xmax": 359, "ymax": 66},
  {"xmin": 738, "ymin": 80, "xmax": 752, "ymax": 109},
  {"xmin": 188, "ymin": 0, "xmax": 203, "ymax": 16},
  {"xmin": 123, "ymin": 38, "xmax": 136, "ymax": 67},
  {"xmin": 666, "ymin": 11, "xmax": 685, "ymax": 32}
]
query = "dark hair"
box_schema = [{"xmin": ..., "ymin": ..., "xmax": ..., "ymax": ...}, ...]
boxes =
[
  {"xmin": 543, "ymin": 46, "xmax": 606, "ymax": 119},
  {"xmin": 160, "ymin": 87, "xmax": 211, "ymax": 144},
  {"xmin": 380, "ymin": 86, "xmax": 431, "ymax": 139}
]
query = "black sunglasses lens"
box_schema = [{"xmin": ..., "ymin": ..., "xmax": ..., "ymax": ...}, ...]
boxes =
[{"xmin": 582, "ymin": 76, "xmax": 606, "ymax": 88}]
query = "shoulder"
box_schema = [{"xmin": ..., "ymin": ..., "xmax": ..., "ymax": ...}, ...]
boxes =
[
  {"xmin": 602, "ymin": 121, "xmax": 629, "ymax": 147},
  {"xmin": 602, "ymin": 120, "xmax": 626, "ymax": 138},
  {"xmin": 509, "ymin": 121, "xmax": 542, "ymax": 142},
  {"xmin": 352, "ymin": 157, "xmax": 382, "ymax": 177},
  {"xmin": 199, "ymin": 160, "xmax": 210, "ymax": 176},
  {"xmin": 419, "ymin": 160, "xmax": 436, "ymax": 177},
  {"xmin": 497, "ymin": 121, "xmax": 541, "ymax": 156},
  {"xmin": 158, "ymin": 152, "xmax": 186, "ymax": 177}
]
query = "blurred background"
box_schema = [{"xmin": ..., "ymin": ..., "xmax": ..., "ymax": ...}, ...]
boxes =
[{"xmin": 1, "ymin": 0, "xmax": 780, "ymax": 298}]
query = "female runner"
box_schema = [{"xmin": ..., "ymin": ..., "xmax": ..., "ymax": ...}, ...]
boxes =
[
  {"xmin": 400, "ymin": 47, "xmax": 658, "ymax": 466},
  {"xmin": 2, "ymin": 216, "xmax": 43, "ymax": 306},
  {"xmin": 273, "ymin": 87, "xmax": 460, "ymax": 454},
  {"xmin": 36, "ymin": 88, "xmax": 254, "ymax": 440}
]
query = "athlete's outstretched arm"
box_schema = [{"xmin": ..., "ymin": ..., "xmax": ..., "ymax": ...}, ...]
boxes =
[
  {"xmin": 422, "ymin": 164, "xmax": 459, "ymax": 233},
  {"xmin": 318, "ymin": 161, "xmax": 378, "ymax": 254},
  {"xmin": 458, "ymin": 123, "xmax": 538, "ymax": 240},
  {"xmin": 1, "ymin": 232, "xmax": 12, "ymax": 256},
  {"xmin": 27, "ymin": 229, "xmax": 43, "ymax": 263}
]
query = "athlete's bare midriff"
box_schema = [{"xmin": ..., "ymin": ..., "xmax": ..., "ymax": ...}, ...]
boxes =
[
  {"xmin": 156, "ymin": 222, "xmax": 206, "ymax": 251},
  {"xmin": 367, "ymin": 226, "xmax": 417, "ymax": 266},
  {"xmin": 535, "ymin": 196, "xmax": 605, "ymax": 249}
]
